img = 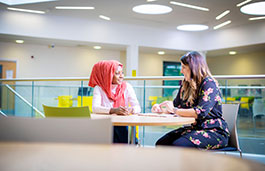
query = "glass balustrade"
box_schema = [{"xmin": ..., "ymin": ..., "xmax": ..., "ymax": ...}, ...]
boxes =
[{"xmin": 0, "ymin": 76, "xmax": 264, "ymax": 155}]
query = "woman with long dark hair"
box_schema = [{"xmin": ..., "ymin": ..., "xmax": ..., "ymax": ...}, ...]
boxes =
[{"xmin": 152, "ymin": 51, "xmax": 229, "ymax": 149}]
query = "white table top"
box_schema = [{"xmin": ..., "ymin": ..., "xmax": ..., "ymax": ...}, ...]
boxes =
[
  {"xmin": 91, "ymin": 113, "xmax": 195, "ymax": 126},
  {"xmin": 0, "ymin": 142, "xmax": 264, "ymax": 171}
]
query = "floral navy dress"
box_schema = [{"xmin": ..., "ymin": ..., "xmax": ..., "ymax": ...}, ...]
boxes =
[{"xmin": 157, "ymin": 77, "xmax": 230, "ymax": 149}]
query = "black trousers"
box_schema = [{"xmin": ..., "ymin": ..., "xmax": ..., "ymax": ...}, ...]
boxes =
[
  {"xmin": 113, "ymin": 126, "xmax": 128, "ymax": 143},
  {"xmin": 156, "ymin": 128, "xmax": 195, "ymax": 147}
]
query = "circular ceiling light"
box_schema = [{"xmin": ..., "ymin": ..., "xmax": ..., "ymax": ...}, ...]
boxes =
[
  {"xmin": 158, "ymin": 51, "xmax": 165, "ymax": 55},
  {"xmin": 15, "ymin": 40, "xmax": 24, "ymax": 44},
  {"xmin": 229, "ymin": 51, "xmax": 237, "ymax": 55},
  {"xmin": 240, "ymin": 2, "xmax": 265, "ymax": 15},
  {"xmin": 93, "ymin": 46, "xmax": 102, "ymax": 50},
  {"xmin": 132, "ymin": 4, "xmax": 172, "ymax": 14},
  {"xmin": 177, "ymin": 24, "xmax": 209, "ymax": 31}
]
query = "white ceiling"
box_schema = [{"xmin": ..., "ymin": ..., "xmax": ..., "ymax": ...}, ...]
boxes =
[
  {"xmin": 0, "ymin": 0, "xmax": 265, "ymax": 56},
  {"xmin": 0, "ymin": 0, "xmax": 263, "ymax": 31}
]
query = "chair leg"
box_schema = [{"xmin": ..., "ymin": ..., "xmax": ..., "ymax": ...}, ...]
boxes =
[
  {"xmin": 253, "ymin": 117, "xmax": 256, "ymax": 134},
  {"xmin": 239, "ymin": 151, "xmax": 242, "ymax": 158}
]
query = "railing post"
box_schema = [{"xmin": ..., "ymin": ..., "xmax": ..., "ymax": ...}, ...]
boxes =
[
  {"xmin": 31, "ymin": 81, "xmax": 34, "ymax": 117},
  {"xmin": 142, "ymin": 80, "xmax": 146, "ymax": 146},
  {"xmin": 81, "ymin": 80, "xmax": 83, "ymax": 106},
  {"xmin": 143, "ymin": 80, "xmax": 146, "ymax": 113},
  {"xmin": 6, "ymin": 85, "xmax": 9, "ymax": 115},
  {"xmin": 225, "ymin": 80, "xmax": 228, "ymax": 104}
]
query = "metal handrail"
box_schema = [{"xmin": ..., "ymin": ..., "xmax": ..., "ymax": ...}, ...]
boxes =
[
  {"xmin": 2, "ymin": 84, "xmax": 265, "ymax": 89},
  {"xmin": 0, "ymin": 75, "xmax": 264, "ymax": 82},
  {"xmin": 5, "ymin": 85, "xmax": 45, "ymax": 118},
  {"xmin": 0, "ymin": 110, "xmax": 7, "ymax": 117}
]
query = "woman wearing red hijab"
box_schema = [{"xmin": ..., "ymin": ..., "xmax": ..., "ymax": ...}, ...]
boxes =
[{"xmin": 89, "ymin": 60, "xmax": 141, "ymax": 143}]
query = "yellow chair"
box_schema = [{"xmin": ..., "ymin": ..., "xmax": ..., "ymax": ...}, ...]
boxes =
[
  {"xmin": 226, "ymin": 97, "xmax": 236, "ymax": 104},
  {"xmin": 77, "ymin": 96, "xmax": 93, "ymax": 107},
  {"xmin": 149, "ymin": 96, "xmax": 158, "ymax": 106},
  {"xmin": 43, "ymin": 105, "xmax": 91, "ymax": 118},
  {"xmin": 57, "ymin": 95, "xmax": 73, "ymax": 107},
  {"xmin": 240, "ymin": 97, "xmax": 249, "ymax": 110},
  {"xmin": 77, "ymin": 96, "xmax": 93, "ymax": 113}
]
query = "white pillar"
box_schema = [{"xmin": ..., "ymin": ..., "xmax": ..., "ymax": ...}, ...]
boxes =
[{"xmin": 126, "ymin": 45, "xmax": 139, "ymax": 76}]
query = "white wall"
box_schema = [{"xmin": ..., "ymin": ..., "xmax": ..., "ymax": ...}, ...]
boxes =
[
  {"xmin": 1, "ymin": 41, "xmax": 182, "ymax": 79},
  {"xmin": 1, "ymin": 41, "xmax": 264, "ymax": 79},
  {"xmin": 207, "ymin": 51, "xmax": 265, "ymax": 75},
  {"xmin": 139, "ymin": 53, "xmax": 181, "ymax": 76},
  {"xmin": 0, "ymin": 42, "xmax": 121, "ymax": 78},
  {"xmin": 138, "ymin": 53, "xmax": 183, "ymax": 100}
]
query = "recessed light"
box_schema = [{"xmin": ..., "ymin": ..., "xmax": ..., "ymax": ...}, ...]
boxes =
[
  {"xmin": 237, "ymin": 0, "xmax": 252, "ymax": 7},
  {"xmin": 177, "ymin": 24, "xmax": 208, "ymax": 31},
  {"xmin": 15, "ymin": 40, "xmax": 24, "ymax": 44},
  {"xmin": 147, "ymin": 0, "xmax": 157, "ymax": 2},
  {"xmin": 55, "ymin": 6, "xmax": 95, "ymax": 10},
  {"xmin": 7, "ymin": 7, "xmax": 45, "ymax": 14},
  {"xmin": 216, "ymin": 10, "xmax": 230, "ymax": 20},
  {"xmin": 249, "ymin": 16, "xmax": 265, "ymax": 20},
  {"xmin": 132, "ymin": 4, "xmax": 172, "ymax": 14},
  {"xmin": 229, "ymin": 51, "xmax": 237, "ymax": 55},
  {"xmin": 240, "ymin": 2, "xmax": 265, "ymax": 15},
  {"xmin": 170, "ymin": 1, "xmax": 209, "ymax": 11},
  {"xmin": 213, "ymin": 20, "xmax": 231, "ymax": 30},
  {"xmin": 1, "ymin": 0, "xmax": 56, "ymax": 5},
  {"xmin": 99, "ymin": 15, "xmax": 111, "ymax": 20},
  {"xmin": 93, "ymin": 46, "xmax": 101, "ymax": 50},
  {"xmin": 158, "ymin": 51, "xmax": 165, "ymax": 55}
]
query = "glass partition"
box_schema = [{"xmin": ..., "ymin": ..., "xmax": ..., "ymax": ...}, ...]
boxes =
[{"xmin": 0, "ymin": 76, "xmax": 264, "ymax": 155}]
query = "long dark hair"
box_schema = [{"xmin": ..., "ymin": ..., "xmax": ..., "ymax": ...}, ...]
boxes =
[{"xmin": 180, "ymin": 51, "xmax": 214, "ymax": 105}]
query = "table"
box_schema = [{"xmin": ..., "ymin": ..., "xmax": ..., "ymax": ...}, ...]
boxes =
[
  {"xmin": 91, "ymin": 113, "xmax": 195, "ymax": 144},
  {"xmin": 0, "ymin": 142, "xmax": 264, "ymax": 171}
]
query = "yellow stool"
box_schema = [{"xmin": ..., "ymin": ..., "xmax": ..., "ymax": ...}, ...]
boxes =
[
  {"xmin": 57, "ymin": 95, "xmax": 73, "ymax": 107},
  {"xmin": 226, "ymin": 97, "xmax": 236, "ymax": 104},
  {"xmin": 240, "ymin": 97, "xmax": 249, "ymax": 110},
  {"xmin": 149, "ymin": 96, "xmax": 158, "ymax": 106},
  {"xmin": 77, "ymin": 96, "xmax": 93, "ymax": 112}
]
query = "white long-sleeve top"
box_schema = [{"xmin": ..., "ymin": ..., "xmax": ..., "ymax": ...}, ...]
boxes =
[{"xmin": 92, "ymin": 82, "xmax": 141, "ymax": 114}]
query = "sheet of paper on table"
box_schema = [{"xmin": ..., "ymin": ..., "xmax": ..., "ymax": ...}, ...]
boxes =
[{"xmin": 137, "ymin": 113, "xmax": 176, "ymax": 117}]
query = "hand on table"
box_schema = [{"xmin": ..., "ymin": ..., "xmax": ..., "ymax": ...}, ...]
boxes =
[
  {"xmin": 128, "ymin": 107, "xmax": 135, "ymax": 114},
  {"xmin": 151, "ymin": 101, "xmax": 174, "ymax": 114},
  {"xmin": 159, "ymin": 101, "xmax": 174, "ymax": 114},
  {"xmin": 109, "ymin": 107, "xmax": 130, "ymax": 115},
  {"xmin": 151, "ymin": 104, "xmax": 163, "ymax": 113}
]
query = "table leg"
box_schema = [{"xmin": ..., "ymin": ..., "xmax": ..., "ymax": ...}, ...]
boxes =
[
  {"xmin": 127, "ymin": 126, "xmax": 136, "ymax": 144},
  {"xmin": 127, "ymin": 126, "xmax": 130, "ymax": 144},
  {"xmin": 131, "ymin": 126, "xmax": 136, "ymax": 144}
]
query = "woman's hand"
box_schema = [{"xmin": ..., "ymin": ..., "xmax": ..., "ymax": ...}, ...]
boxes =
[
  {"xmin": 151, "ymin": 104, "xmax": 163, "ymax": 113},
  {"xmin": 128, "ymin": 107, "xmax": 135, "ymax": 114},
  {"xmin": 159, "ymin": 101, "xmax": 174, "ymax": 114},
  {"xmin": 109, "ymin": 107, "xmax": 129, "ymax": 115}
]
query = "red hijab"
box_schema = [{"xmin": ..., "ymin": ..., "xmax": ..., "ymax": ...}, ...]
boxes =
[{"xmin": 88, "ymin": 60, "xmax": 127, "ymax": 107}]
